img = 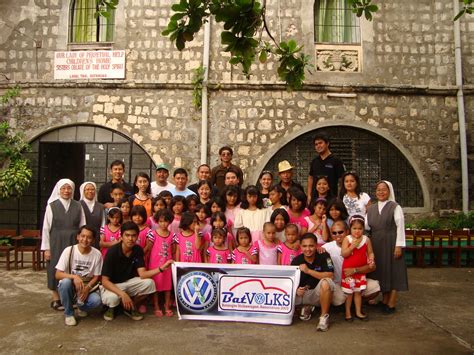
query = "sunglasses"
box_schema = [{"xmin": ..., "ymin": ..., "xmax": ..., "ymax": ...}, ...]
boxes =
[{"xmin": 331, "ymin": 231, "xmax": 345, "ymax": 235}]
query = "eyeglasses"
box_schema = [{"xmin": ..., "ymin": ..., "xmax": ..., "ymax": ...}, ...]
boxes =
[
  {"xmin": 331, "ymin": 231, "xmax": 345, "ymax": 235},
  {"xmin": 221, "ymin": 152, "xmax": 231, "ymax": 156}
]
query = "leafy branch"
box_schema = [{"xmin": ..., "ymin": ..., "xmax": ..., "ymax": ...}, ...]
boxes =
[
  {"xmin": 96, "ymin": 0, "xmax": 119, "ymax": 18},
  {"xmin": 192, "ymin": 65, "xmax": 206, "ymax": 109},
  {"xmin": 454, "ymin": 0, "xmax": 473, "ymax": 21},
  {"xmin": 0, "ymin": 87, "xmax": 32, "ymax": 200},
  {"xmin": 161, "ymin": 0, "xmax": 379, "ymax": 90}
]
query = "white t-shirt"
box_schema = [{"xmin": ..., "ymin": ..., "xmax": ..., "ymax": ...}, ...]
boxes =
[
  {"xmin": 56, "ymin": 245, "xmax": 103, "ymax": 280},
  {"xmin": 322, "ymin": 241, "xmax": 343, "ymax": 284},
  {"xmin": 151, "ymin": 181, "xmax": 175, "ymax": 197},
  {"xmin": 343, "ymin": 192, "xmax": 371, "ymax": 217}
]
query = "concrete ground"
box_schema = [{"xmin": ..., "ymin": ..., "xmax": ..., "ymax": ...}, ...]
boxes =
[{"xmin": 0, "ymin": 267, "xmax": 472, "ymax": 354}]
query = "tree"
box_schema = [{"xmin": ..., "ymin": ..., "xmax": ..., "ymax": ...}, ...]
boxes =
[{"xmin": 0, "ymin": 87, "xmax": 32, "ymax": 200}]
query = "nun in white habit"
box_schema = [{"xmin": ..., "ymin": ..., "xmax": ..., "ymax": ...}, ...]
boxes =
[
  {"xmin": 41, "ymin": 179, "xmax": 86, "ymax": 310},
  {"xmin": 366, "ymin": 180, "xmax": 408, "ymax": 314},
  {"xmin": 79, "ymin": 181, "xmax": 105, "ymax": 249}
]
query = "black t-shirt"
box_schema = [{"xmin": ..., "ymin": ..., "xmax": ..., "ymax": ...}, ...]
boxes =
[
  {"xmin": 98, "ymin": 180, "xmax": 134, "ymax": 204},
  {"xmin": 278, "ymin": 180, "xmax": 305, "ymax": 193},
  {"xmin": 291, "ymin": 252, "xmax": 334, "ymax": 289},
  {"xmin": 101, "ymin": 242, "xmax": 145, "ymax": 284},
  {"xmin": 309, "ymin": 154, "xmax": 345, "ymax": 198}
]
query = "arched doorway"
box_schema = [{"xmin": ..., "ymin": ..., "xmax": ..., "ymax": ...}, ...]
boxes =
[
  {"xmin": 262, "ymin": 126, "xmax": 424, "ymax": 208},
  {"xmin": 0, "ymin": 125, "xmax": 156, "ymax": 231}
]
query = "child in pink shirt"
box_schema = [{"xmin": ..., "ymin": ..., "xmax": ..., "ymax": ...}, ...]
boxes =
[
  {"xmin": 232, "ymin": 227, "xmax": 257, "ymax": 265},
  {"xmin": 206, "ymin": 228, "xmax": 231, "ymax": 264},
  {"xmin": 253, "ymin": 222, "xmax": 280, "ymax": 265},
  {"xmin": 277, "ymin": 223, "xmax": 302, "ymax": 265},
  {"xmin": 174, "ymin": 212, "xmax": 202, "ymax": 263},
  {"xmin": 99, "ymin": 207, "xmax": 122, "ymax": 258}
]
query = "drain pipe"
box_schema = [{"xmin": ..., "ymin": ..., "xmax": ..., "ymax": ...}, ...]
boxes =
[
  {"xmin": 200, "ymin": 20, "xmax": 211, "ymax": 164},
  {"xmin": 453, "ymin": 0, "xmax": 469, "ymax": 213}
]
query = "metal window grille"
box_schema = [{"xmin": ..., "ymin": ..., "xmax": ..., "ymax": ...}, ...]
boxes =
[
  {"xmin": 69, "ymin": 0, "xmax": 115, "ymax": 43},
  {"xmin": 262, "ymin": 127, "xmax": 424, "ymax": 207},
  {"xmin": 314, "ymin": 0, "xmax": 360, "ymax": 44}
]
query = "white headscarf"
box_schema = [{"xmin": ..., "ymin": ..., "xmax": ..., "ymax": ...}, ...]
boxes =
[
  {"xmin": 47, "ymin": 178, "xmax": 75, "ymax": 204},
  {"xmin": 378, "ymin": 180, "xmax": 396, "ymax": 202},
  {"xmin": 80, "ymin": 181, "xmax": 97, "ymax": 213}
]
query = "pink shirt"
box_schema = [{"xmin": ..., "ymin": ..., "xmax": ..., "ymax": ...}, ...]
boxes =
[
  {"xmin": 136, "ymin": 226, "xmax": 151, "ymax": 249},
  {"xmin": 100, "ymin": 225, "xmax": 121, "ymax": 258},
  {"xmin": 232, "ymin": 247, "xmax": 256, "ymax": 265},
  {"xmin": 174, "ymin": 232, "xmax": 202, "ymax": 263},
  {"xmin": 253, "ymin": 239, "xmax": 280, "ymax": 265},
  {"xmin": 277, "ymin": 242, "xmax": 302, "ymax": 265},
  {"xmin": 287, "ymin": 207, "xmax": 310, "ymax": 231},
  {"xmin": 304, "ymin": 216, "xmax": 326, "ymax": 244},
  {"xmin": 206, "ymin": 246, "xmax": 231, "ymax": 264},
  {"xmin": 169, "ymin": 215, "xmax": 181, "ymax": 236}
]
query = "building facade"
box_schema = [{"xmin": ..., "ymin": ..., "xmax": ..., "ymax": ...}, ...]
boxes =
[{"xmin": 0, "ymin": 0, "xmax": 472, "ymax": 230}]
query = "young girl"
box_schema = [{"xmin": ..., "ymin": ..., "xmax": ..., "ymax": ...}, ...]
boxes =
[
  {"xmin": 277, "ymin": 224, "xmax": 302, "ymax": 265},
  {"xmin": 270, "ymin": 208, "xmax": 290, "ymax": 242},
  {"xmin": 99, "ymin": 207, "xmax": 122, "ymax": 257},
  {"xmin": 169, "ymin": 195, "xmax": 187, "ymax": 236},
  {"xmin": 118, "ymin": 197, "xmax": 131, "ymax": 223},
  {"xmin": 186, "ymin": 194, "xmax": 199, "ymax": 214},
  {"xmin": 221, "ymin": 185, "xmax": 241, "ymax": 227},
  {"xmin": 148, "ymin": 197, "xmax": 167, "ymax": 230},
  {"xmin": 109, "ymin": 183, "xmax": 125, "ymax": 208},
  {"xmin": 286, "ymin": 187, "xmax": 310, "ymax": 234},
  {"xmin": 326, "ymin": 198, "xmax": 349, "ymax": 228},
  {"xmin": 234, "ymin": 185, "xmax": 270, "ymax": 243},
  {"xmin": 197, "ymin": 180, "xmax": 212, "ymax": 205},
  {"xmin": 341, "ymin": 215, "xmax": 375, "ymax": 321},
  {"xmin": 129, "ymin": 172, "xmax": 153, "ymax": 217},
  {"xmin": 206, "ymin": 228, "xmax": 232, "ymax": 264},
  {"xmin": 258, "ymin": 170, "xmax": 274, "ymax": 206},
  {"xmin": 130, "ymin": 205, "xmax": 152, "ymax": 254},
  {"xmin": 267, "ymin": 185, "xmax": 287, "ymax": 211},
  {"xmin": 195, "ymin": 203, "xmax": 212, "ymax": 237},
  {"xmin": 252, "ymin": 222, "xmax": 280, "ymax": 265},
  {"xmin": 148, "ymin": 209, "xmax": 175, "ymax": 318},
  {"xmin": 302, "ymin": 198, "xmax": 329, "ymax": 245},
  {"xmin": 314, "ymin": 176, "xmax": 333, "ymax": 201},
  {"xmin": 206, "ymin": 212, "xmax": 235, "ymax": 250},
  {"xmin": 232, "ymin": 227, "xmax": 257, "ymax": 264},
  {"xmin": 339, "ymin": 172, "xmax": 371, "ymax": 218},
  {"xmin": 174, "ymin": 212, "xmax": 202, "ymax": 262},
  {"xmin": 208, "ymin": 196, "xmax": 225, "ymax": 215},
  {"xmin": 157, "ymin": 190, "xmax": 173, "ymax": 207}
]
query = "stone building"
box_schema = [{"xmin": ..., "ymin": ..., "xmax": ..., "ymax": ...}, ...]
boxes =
[{"xmin": 0, "ymin": 0, "xmax": 472, "ymax": 230}]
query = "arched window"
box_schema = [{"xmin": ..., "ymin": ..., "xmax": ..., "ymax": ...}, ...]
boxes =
[
  {"xmin": 262, "ymin": 126, "xmax": 424, "ymax": 208},
  {"xmin": 314, "ymin": 0, "xmax": 360, "ymax": 43},
  {"xmin": 69, "ymin": 0, "xmax": 115, "ymax": 44}
]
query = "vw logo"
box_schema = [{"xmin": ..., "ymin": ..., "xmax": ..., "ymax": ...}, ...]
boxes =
[{"xmin": 177, "ymin": 271, "xmax": 218, "ymax": 313}]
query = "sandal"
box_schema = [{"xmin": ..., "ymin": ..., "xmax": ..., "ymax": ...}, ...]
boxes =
[
  {"xmin": 154, "ymin": 309, "xmax": 163, "ymax": 318},
  {"xmin": 164, "ymin": 309, "xmax": 174, "ymax": 317},
  {"xmin": 51, "ymin": 300, "xmax": 64, "ymax": 311},
  {"xmin": 299, "ymin": 305, "xmax": 314, "ymax": 321}
]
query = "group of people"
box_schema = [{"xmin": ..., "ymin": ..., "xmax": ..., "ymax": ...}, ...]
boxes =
[{"xmin": 41, "ymin": 133, "xmax": 408, "ymax": 331}]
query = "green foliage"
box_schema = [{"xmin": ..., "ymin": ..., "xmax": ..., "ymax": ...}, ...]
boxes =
[
  {"xmin": 413, "ymin": 218, "xmax": 443, "ymax": 230},
  {"xmin": 0, "ymin": 87, "xmax": 32, "ymax": 200},
  {"xmin": 96, "ymin": 0, "xmax": 118, "ymax": 18},
  {"xmin": 161, "ymin": 0, "xmax": 379, "ymax": 90},
  {"xmin": 192, "ymin": 65, "xmax": 206, "ymax": 109},
  {"xmin": 0, "ymin": 238, "xmax": 12, "ymax": 246},
  {"xmin": 454, "ymin": 0, "xmax": 473, "ymax": 21},
  {"xmin": 446, "ymin": 212, "xmax": 474, "ymax": 230}
]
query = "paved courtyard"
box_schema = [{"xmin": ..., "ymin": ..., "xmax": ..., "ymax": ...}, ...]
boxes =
[{"xmin": 0, "ymin": 267, "xmax": 472, "ymax": 354}]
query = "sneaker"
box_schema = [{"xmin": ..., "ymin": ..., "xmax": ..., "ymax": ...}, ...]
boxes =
[
  {"xmin": 65, "ymin": 316, "xmax": 77, "ymax": 326},
  {"xmin": 299, "ymin": 305, "xmax": 314, "ymax": 321},
  {"xmin": 316, "ymin": 314, "xmax": 329, "ymax": 332},
  {"xmin": 76, "ymin": 309, "xmax": 88, "ymax": 318},
  {"xmin": 123, "ymin": 309, "xmax": 144, "ymax": 321},
  {"xmin": 103, "ymin": 307, "xmax": 115, "ymax": 321}
]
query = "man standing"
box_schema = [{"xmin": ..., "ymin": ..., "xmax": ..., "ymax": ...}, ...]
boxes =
[
  {"xmin": 55, "ymin": 225, "xmax": 103, "ymax": 326},
  {"xmin": 277, "ymin": 160, "xmax": 304, "ymax": 192},
  {"xmin": 98, "ymin": 160, "xmax": 133, "ymax": 207},
  {"xmin": 323, "ymin": 221, "xmax": 380, "ymax": 307},
  {"xmin": 188, "ymin": 164, "xmax": 212, "ymax": 194},
  {"xmin": 211, "ymin": 146, "xmax": 244, "ymax": 191},
  {"xmin": 150, "ymin": 163, "xmax": 175, "ymax": 197},
  {"xmin": 168, "ymin": 168, "xmax": 196, "ymax": 197},
  {"xmin": 291, "ymin": 233, "xmax": 335, "ymax": 332},
  {"xmin": 101, "ymin": 222, "xmax": 173, "ymax": 321},
  {"xmin": 307, "ymin": 133, "xmax": 345, "ymax": 204}
]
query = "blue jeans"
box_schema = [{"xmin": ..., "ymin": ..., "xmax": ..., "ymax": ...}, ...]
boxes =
[{"xmin": 58, "ymin": 279, "xmax": 102, "ymax": 316}]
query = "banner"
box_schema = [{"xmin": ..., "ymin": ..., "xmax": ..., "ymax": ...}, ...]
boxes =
[
  {"xmin": 54, "ymin": 50, "xmax": 125, "ymax": 80},
  {"xmin": 172, "ymin": 263, "xmax": 300, "ymax": 325}
]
